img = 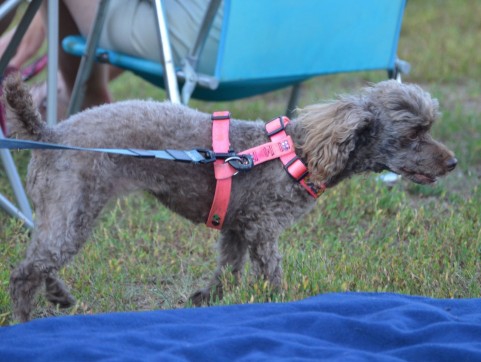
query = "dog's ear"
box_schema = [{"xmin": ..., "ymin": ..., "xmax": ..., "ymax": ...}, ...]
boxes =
[{"xmin": 297, "ymin": 98, "xmax": 373, "ymax": 185}]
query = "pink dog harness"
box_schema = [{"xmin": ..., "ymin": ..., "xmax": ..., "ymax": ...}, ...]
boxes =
[{"xmin": 206, "ymin": 112, "xmax": 325, "ymax": 229}]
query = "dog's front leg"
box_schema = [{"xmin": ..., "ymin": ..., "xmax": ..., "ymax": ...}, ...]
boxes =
[
  {"xmin": 248, "ymin": 235, "xmax": 283, "ymax": 290},
  {"xmin": 190, "ymin": 229, "xmax": 248, "ymax": 306}
]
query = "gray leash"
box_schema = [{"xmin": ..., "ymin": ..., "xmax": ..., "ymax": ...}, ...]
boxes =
[{"xmin": 0, "ymin": 138, "xmax": 254, "ymax": 171}]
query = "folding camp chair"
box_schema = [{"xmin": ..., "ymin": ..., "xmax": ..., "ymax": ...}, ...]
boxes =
[
  {"xmin": 0, "ymin": 0, "xmax": 60, "ymax": 229},
  {"xmin": 63, "ymin": 0, "xmax": 409, "ymax": 118}
]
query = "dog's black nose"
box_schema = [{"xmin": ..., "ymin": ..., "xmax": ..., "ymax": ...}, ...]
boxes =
[{"xmin": 446, "ymin": 157, "xmax": 457, "ymax": 171}]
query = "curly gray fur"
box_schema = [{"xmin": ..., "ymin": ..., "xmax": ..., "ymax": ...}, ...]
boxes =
[{"xmin": 3, "ymin": 74, "xmax": 456, "ymax": 322}]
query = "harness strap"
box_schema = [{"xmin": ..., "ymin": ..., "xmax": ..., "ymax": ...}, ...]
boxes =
[
  {"xmin": 264, "ymin": 117, "xmax": 326, "ymax": 198},
  {"xmin": 206, "ymin": 111, "xmax": 232, "ymax": 229},
  {"xmin": 205, "ymin": 113, "xmax": 325, "ymax": 229}
]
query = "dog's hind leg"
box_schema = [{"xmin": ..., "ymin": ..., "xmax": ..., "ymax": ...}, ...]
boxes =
[
  {"xmin": 45, "ymin": 189, "xmax": 112, "ymax": 308},
  {"xmin": 10, "ymin": 232, "xmax": 81, "ymax": 321},
  {"xmin": 10, "ymin": 179, "xmax": 112, "ymax": 321},
  {"xmin": 9, "ymin": 257, "xmax": 49, "ymax": 323},
  {"xmin": 190, "ymin": 229, "xmax": 249, "ymax": 306},
  {"xmin": 10, "ymin": 252, "xmax": 78, "ymax": 321}
]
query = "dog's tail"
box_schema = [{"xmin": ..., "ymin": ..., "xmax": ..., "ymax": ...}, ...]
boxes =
[{"xmin": 3, "ymin": 73, "xmax": 46, "ymax": 140}]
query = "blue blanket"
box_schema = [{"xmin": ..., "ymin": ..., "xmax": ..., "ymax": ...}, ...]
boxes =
[{"xmin": 1, "ymin": 292, "xmax": 481, "ymax": 361}]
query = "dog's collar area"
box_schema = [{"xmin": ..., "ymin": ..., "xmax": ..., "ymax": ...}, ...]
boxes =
[
  {"xmin": 206, "ymin": 113, "xmax": 325, "ymax": 229},
  {"xmin": 262, "ymin": 116, "xmax": 326, "ymax": 199}
]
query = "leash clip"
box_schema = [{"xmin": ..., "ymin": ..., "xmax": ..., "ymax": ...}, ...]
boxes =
[
  {"xmin": 195, "ymin": 149, "xmax": 253, "ymax": 172},
  {"xmin": 195, "ymin": 148, "xmax": 217, "ymax": 164}
]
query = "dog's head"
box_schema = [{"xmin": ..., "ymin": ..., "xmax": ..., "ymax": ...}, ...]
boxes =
[{"xmin": 296, "ymin": 80, "xmax": 457, "ymax": 187}]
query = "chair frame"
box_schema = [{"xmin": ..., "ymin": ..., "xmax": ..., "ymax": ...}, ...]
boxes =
[
  {"xmin": 67, "ymin": 0, "xmax": 183, "ymax": 116},
  {"xmin": 67, "ymin": 0, "xmax": 230, "ymax": 115},
  {"xmin": 0, "ymin": 0, "xmax": 42, "ymax": 229},
  {"xmin": 0, "ymin": 0, "xmax": 61, "ymax": 228}
]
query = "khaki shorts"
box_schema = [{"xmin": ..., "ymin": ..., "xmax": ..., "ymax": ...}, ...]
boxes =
[{"xmin": 100, "ymin": 0, "xmax": 222, "ymax": 74}]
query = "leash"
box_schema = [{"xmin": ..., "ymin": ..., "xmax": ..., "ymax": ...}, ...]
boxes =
[{"xmin": 0, "ymin": 137, "xmax": 254, "ymax": 171}]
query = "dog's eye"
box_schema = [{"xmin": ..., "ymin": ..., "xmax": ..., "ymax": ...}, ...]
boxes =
[{"xmin": 407, "ymin": 132, "xmax": 418, "ymax": 141}]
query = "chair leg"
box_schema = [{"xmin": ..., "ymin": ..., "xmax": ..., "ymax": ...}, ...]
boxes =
[
  {"xmin": 0, "ymin": 193, "xmax": 33, "ymax": 229},
  {"xmin": 45, "ymin": 0, "xmax": 59, "ymax": 126},
  {"xmin": 153, "ymin": 0, "xmax": 181, "ymax": 104},
  {"xmin": 67, "ymin": 0, "xmax": 110, "ymax": 117},
  {"xmin": 0, "ymin": 0, "xmax": 38, "ymax": 229},
  {"xmin": 285, "ymin": 83, "xmax": 302, "ymax": 119},
  {"xmin": 0, "ymin": 130, "xmax": 33, "ymax": 229},
  {"xmin": 180, "ymin": 0, "xmax": 222, "ymax": 105}
]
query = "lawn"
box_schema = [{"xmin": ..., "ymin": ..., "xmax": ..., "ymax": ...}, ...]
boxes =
[{"xmin": 1, "ymin": 0, "xmax": 481, "ymax": 325}]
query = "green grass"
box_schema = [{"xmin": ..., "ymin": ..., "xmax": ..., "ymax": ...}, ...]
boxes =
[{"xmin": 2, "ymin": 0, "xmax": 481, "ymax": 325}]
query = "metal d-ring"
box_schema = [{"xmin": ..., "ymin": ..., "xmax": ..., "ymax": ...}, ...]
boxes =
[{"xmin": 225, "ymin": 154, "xmax": 254, "ymax": 173}]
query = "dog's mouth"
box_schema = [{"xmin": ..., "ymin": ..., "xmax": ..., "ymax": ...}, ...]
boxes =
[{"xmin": 398, "ymin": 168, "xmax": 437, "ymax": 185}]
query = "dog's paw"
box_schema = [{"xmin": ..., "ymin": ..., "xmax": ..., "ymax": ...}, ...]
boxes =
[
  {"xmin": 189, "ymin": 284, "xmax": 224, "ymax": 306},
  {"xmin": 45, "ymin": 277, "xmax": 76, "ymax": 309},
  {"xmin": 47, "ymin": 293, "xmax": 76, "ymax": 309},
  {"xmin": 189, "ymin": 289, "xmax": 211, "ymax": 307}
]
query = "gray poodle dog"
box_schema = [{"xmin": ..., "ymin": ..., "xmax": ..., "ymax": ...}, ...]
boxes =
[{"xmin": 4, "ymin": 74, "xmax": 457, "ymax": 322}]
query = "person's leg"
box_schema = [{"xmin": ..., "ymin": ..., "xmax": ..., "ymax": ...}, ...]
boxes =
[
  {"xmin": 0, "ymin": 12, "xmax": 46, "ymax": 70},
  {"xmin": 0, "ymin": 0, "xmax": 16, "ymax": 34},
  {"xmin": 27, "ymin": 1, "xmax": 110, "ymax": 120},
  {"xmin": 54, "ymin": 0, "xmax": 111, "ymax": 109}
]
